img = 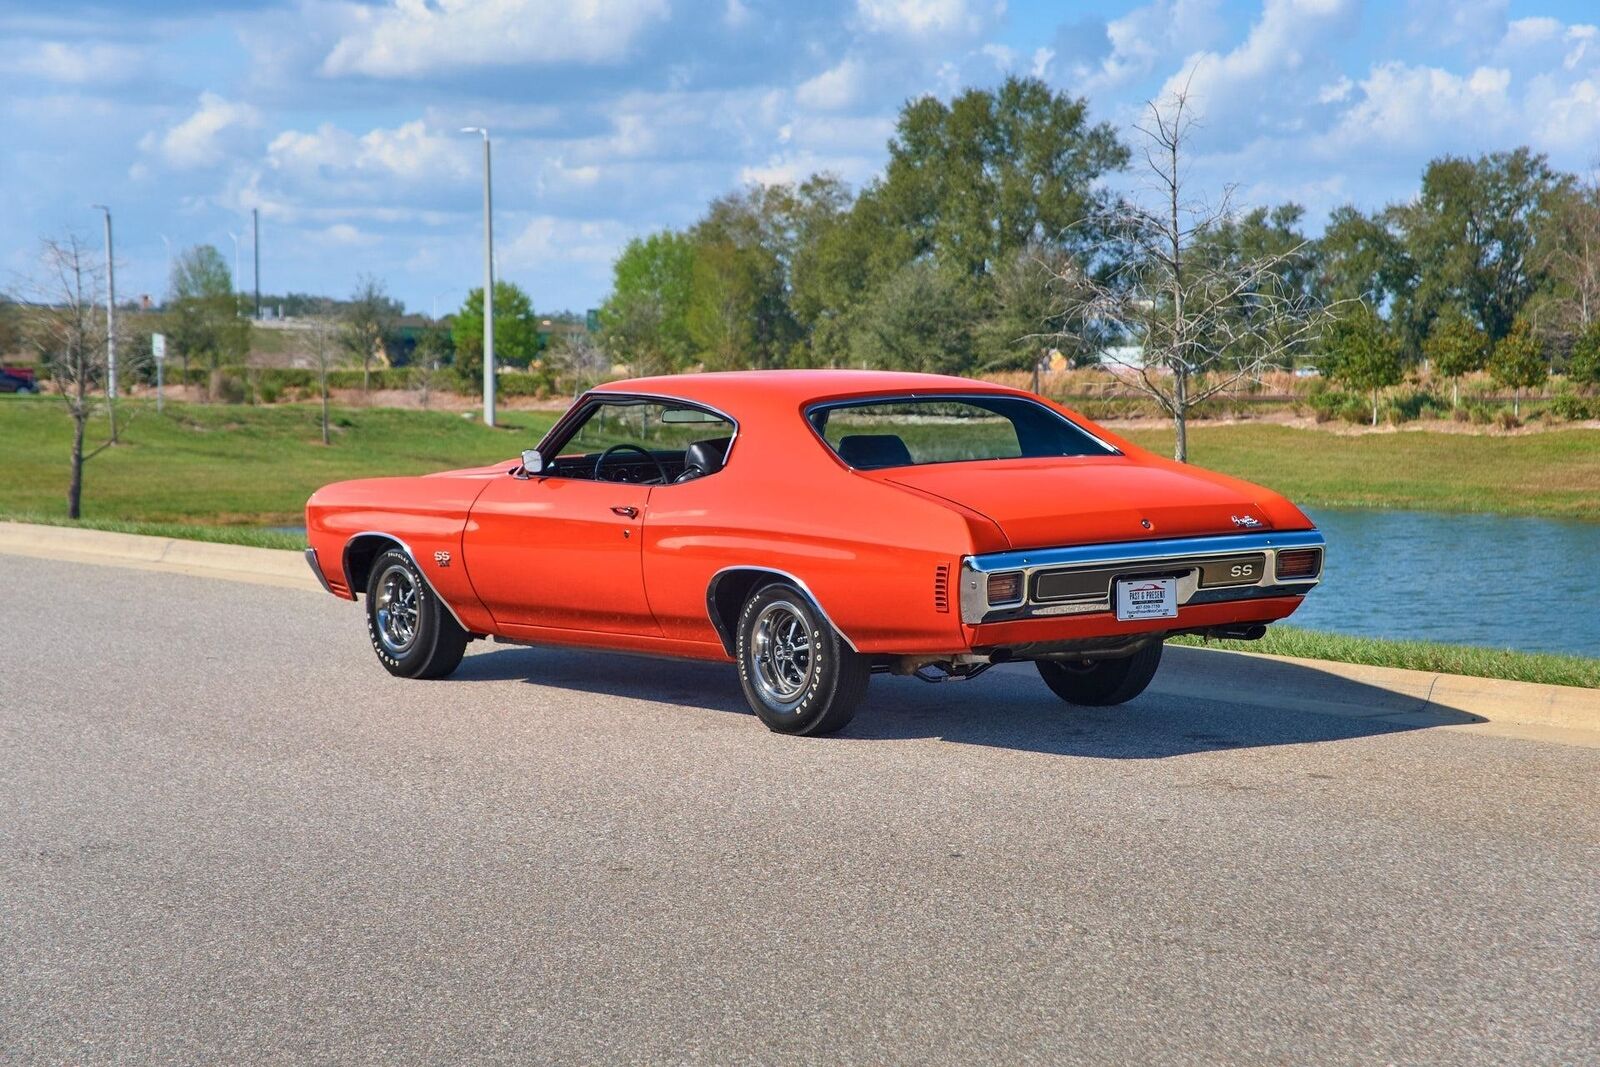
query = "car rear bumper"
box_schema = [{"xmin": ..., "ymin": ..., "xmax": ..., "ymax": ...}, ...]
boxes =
[{"xmin": 959, "ymin": 529, "xmax": 1325, "ymax": 626}]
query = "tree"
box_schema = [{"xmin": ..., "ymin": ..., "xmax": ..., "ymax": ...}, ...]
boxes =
[
  {"xmin": 848, "ymin": 260, "xmax": 975, "ymax": 374},
  {"xmin": 685, "ymin": 188, "xmax": 800, "ymax": 368},
  {"xmin": 872, "ymin": 76, "xmax": 1128, "ymax": 280},
  {"xmin": 451, "ymin": 281, "xmax": 539, "ymax": 383},
  {"xmin": 166, "ymin": 244, "xmax": 250, "ymax": 385},
  {"xmin": 306, "ymin": 313, "xmax": 337, "ymax": 445},
  {"xmin": 410, "ymin": 320, "xmax": 452, "ymax": 410},
  {"xmin": 340, "ymin": 275, "xmax": 400, "ymax": 395},
  {"xmin": 598, "ymin": 231, "xmax": 695, "ymax": 369},
  {"xmin": 546, "ymin": 328, "xmax": 609, "ymax": 395},
  {"xmin": 974, "ymin": 244, "xmax": 1074, "ymax": 386},
  {"xmin": 1423, "ymin": 307, "xmax": 1489, "ymax": 408},
  {"xmin": 1324, "ymin": 303, "xmax": 1404, "ymax": 425},
  {"xmin": 1489, "ymin": 317, "xmax": 1547, "ymax": 416},
  {"xmin": 1056, "ymin": 85, "xmax": 1332, "ymax": 461},
  {"xmin": 20, "ymin": 237, "xmax": 122, "ymax": 517},
  {"xmin": 1397, "ymin": 149, "xmax": 1567, "ymax": 345},
  {"xmin": 1569, "ymin": 319, "xmax": 1600, "ymax": 389}
]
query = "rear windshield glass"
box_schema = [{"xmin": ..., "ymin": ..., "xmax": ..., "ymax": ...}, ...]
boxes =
[{"xmin": 808, "ymin": 396, "xmax": 1117, "ymax": 470}]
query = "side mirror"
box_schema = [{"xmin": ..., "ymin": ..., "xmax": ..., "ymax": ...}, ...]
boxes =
[{"xmin": 520, "ymin": 449, "xmax": 543, "ymax": 476}]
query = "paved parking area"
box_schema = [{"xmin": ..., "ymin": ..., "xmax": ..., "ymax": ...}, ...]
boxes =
[{"xmin": 3, "ymin": 556, "xmax": 1597, "ymax": 1063}]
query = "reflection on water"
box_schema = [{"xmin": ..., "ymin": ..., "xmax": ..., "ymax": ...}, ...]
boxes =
[
  {"xmin": 268, "ymin": 508, "xmax": 1600, "ymax": 658},
  {"xmin": 1298, "ymin": 508, "xmax": 1599, "ymax": 658}
]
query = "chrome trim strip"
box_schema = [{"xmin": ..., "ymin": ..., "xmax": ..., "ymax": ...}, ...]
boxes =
[
  {"xmin": 340, "ymin": 530, "xmax": 472, "ymax": 632},
  {"xmin": 959, "ymin": 530, "xmax": 1324, "ymax": 625},
  {"xmin": 705, "ymin": 565, "xmax": 861, "ymax": 656},
  {"xmin": 304, "ymin": 547, "xmax": 336, "ymax": 596}
]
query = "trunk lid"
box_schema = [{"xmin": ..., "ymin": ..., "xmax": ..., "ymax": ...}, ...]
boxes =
[{"xmin": 877, "ymin": 456, "xmax": 1275, "ymax": 549}]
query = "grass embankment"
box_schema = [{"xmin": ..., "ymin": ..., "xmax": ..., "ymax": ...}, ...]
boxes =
[
  {"xmin": 1122, "ymin": 423, "xmax": 1600, "ymax": 521},
  {"xmin": 0, "ymin": 398, "xmax": 560, "ymax": 527},
  {"xmin": 1173, "ymin": 627, "xmax": 1600, "ymax": 690}
]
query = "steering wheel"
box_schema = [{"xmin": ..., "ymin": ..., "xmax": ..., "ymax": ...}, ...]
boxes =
[{"xmin": 594, "ymin": 443, "xmax": 669, "ymax": 485}]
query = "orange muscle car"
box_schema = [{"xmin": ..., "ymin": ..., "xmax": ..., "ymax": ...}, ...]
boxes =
[{"xmin": 305, "ymin": 370, "xmax": 1324, "ymax": 735}]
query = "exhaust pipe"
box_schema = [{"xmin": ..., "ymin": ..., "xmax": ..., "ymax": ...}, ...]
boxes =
[{"xmin": 1208, "ymin": 623, "xmax": 1267, "ymax": 641}]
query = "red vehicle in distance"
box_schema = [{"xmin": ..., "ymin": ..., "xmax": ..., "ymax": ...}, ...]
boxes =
[{"xmin": 306, "ymin": 371, "xmax": 1324, "ymax": 735}]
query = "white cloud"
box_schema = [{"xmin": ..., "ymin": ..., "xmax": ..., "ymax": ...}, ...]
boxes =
[
  {"xmin": 1071, "ymin": 0, "xmax": 1226, "ymax": 90},
  {"xmin": 501, "ymin": 214, "xmax": 631, "ymax": 270},
  {"xmin": 267, "ymin": 119, "xmax": 472, "ymax": 186},
  {"xmin": 8, "ymin": 41, "xmax": 143, "ymax": 85},
  {"xmin": 322, "ymin": 0, "xmax": 671, "ymax": 78},
  {"xmin": 1324, "ymin": 63, "xmax": 1515, "ymax": 152},
  {"xmin": 796, "ymin": 58, "xmax": 866, "ymax": 111},
  {"xmin": 856, "ymin": 0, "xmax": 999, "ymax": 39},
  {"xmin": 140, "ymin": 92, "xmax": 261, "ymax": 170}
]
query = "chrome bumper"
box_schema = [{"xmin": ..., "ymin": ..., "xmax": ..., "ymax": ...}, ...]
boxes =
[
  {"xmin": 304, "ymin": 547, "xmax": 336, "ymax": 595},
  {"xmin": 959, "ymin": 530, "xmax": 1325, "ymax": 625}
]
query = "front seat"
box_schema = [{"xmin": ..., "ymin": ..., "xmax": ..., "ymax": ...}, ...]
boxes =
[
  {"xmin": 836, "ymin": 434, "xmax": 913, "ymax": 470},
  {"xmin": 674, "ymin": 437, "xmax": 731, "ymax": 483}
]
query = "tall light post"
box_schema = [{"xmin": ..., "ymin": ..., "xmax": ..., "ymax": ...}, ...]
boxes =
[
  {"xmin": 461, "ymin": 126, "xmax": 496, "ymax": 427},
  {"xmin": 228, "ymin": 231, "xmax": 241, "ymax": 297},
  {"xmin": 91, "ymin": 204, "xmax": 118, "ymax": 440},
  {"xmin": 158, "ymin": 233, "xmax": 173, "ymax": 305}
]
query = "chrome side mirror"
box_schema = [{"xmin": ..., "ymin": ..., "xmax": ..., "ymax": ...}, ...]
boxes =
[{"xmin": 520, "ymin": 449, "xmax": 543, "ymax": 476}]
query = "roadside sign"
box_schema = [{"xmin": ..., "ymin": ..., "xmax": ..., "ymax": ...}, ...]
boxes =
[{"xmin": 152, "ymin": 333, "xmax": 167, "ymax": 361}]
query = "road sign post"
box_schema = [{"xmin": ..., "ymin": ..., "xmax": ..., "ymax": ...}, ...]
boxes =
[{"xmin": 152, "ymin": 333, "xmax": 166, "ymax": 414}]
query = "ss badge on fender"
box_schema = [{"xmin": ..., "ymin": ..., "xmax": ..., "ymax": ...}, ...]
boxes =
[{"xmin": 433, "ymin": 550, "xmax": 451, "ymax": 567}]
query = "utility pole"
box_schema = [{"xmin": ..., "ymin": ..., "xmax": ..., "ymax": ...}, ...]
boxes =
[
  {"xmin": 228, "ymin": 231, "xmax": 240, "ymax": 298},
  {"xmin": 252, "ymin": 207, "xmax": 261, "ymax": 320},
  {"xmin": 461, "ymin": 126, "xmax": 496, "ymax": 427},
  {"xmin": 92, "ymin": 204, "xmax": 117, "ymax": 441}
]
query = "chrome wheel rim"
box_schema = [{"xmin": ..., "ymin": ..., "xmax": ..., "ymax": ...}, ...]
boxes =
[
  {"xmin": 750, "ymin": 600, "xmax": 815, "ymax": 710},
  {"xmin": 374, "ymin": 563, "xmax": 420, "ymax": 656}
]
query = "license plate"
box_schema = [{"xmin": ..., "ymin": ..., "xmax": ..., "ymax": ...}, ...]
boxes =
[{"xmin": 1115, "ymin": 577, "xmax": 1178, "ymax": 621}]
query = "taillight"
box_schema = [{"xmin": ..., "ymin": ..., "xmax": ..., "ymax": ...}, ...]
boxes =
[
  {"xmin": 987, "ymin": 571, "xmax": 1024, "ymax": 604},
  {"xmin": 1276, "ymin": 549, "xmax": 1321, "ymax": 580}
]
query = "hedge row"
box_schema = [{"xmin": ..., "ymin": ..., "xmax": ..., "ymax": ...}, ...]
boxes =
[{"xmin": 164, "ymin": 365, "xmax": 560, "ymax": 399}]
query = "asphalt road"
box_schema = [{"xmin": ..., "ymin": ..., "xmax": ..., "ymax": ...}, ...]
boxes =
[{"xmin": 3, "ymin": 556, "xmax": 1597, "ymax": 1065}]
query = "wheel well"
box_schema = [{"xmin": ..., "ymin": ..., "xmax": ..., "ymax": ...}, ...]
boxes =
[
  {"xmin": 343, "ymin": 534, "xmax": 403, "ymax": 597},
  {"xmin": 705, "ymin": 568, "xmax": 856, "ymax": 657}
]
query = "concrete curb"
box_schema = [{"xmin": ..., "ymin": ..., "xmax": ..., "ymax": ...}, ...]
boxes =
[
  {"xmin": 2, "ymin": 521, "xmax": 1595, "ymax": 739},
  {"xmin": 0, "ymin": 521, "xmax": 319, "ymax": 593}
]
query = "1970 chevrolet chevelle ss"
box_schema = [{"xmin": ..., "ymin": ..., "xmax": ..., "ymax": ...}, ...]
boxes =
[{"xmin": 306, "ymin": 370, "xmax": 1324, "ymax": 735}]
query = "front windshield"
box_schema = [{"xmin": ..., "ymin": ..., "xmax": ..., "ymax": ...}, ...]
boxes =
[{"xmin": 809, "ymin": 395, "xmax": 1117, "ymax": 470}]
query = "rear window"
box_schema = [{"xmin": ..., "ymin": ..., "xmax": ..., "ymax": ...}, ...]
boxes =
[{"xmin": 808, "ymin": 395, "xmax": 1117, "ymax": 470}]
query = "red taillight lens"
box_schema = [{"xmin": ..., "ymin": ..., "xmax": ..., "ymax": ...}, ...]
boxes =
[
  {"xmin": 987, "ymin": 571, "xmax": 1024, "ymax": 604},
  {"xmin": 1276, "ymin": 549, "xmax": 1321, "ymax": 580}
]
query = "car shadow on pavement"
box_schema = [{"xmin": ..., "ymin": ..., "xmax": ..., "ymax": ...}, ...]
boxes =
[{"xmin": 454, "ymin": 644, "xmax": 1485, "ymax": 759}]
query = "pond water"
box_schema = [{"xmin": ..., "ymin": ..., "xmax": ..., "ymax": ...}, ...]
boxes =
[
  {"xmin": 274, "ymin": 507, "xmax": 1600, "ymax": 658},
  {"xmin": 1295, "ymin": 508, "xmax": 1599, "ymax": 658}
]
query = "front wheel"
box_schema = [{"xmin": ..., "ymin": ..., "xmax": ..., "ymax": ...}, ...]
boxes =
[
  {"xmin": 736, "ymin": 583, "xmax": 869, "ymax": 736},
  {"xmin": 364, "ymin": 548, "xmax": 469, "ymax": 680},
  {"xmin": 1036, "ymin": 642, "xmax": 1163, "ymax": 706}
]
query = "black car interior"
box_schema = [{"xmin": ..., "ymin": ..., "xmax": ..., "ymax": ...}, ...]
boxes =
[
  {"xmin": 547, "ymin": 436, "xmax": 733, "ymax": 484},
  {"xmin": 836, "ymin": 434, "xmax": 914, "ymax": 470}
]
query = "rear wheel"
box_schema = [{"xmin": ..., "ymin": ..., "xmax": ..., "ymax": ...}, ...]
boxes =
[
  {"xmin": 364, "ymin": 548, "xmax": 468, "ymax": 680},
  {"xmin": 1036, "ymin": 642, "xmax": 1163, "ymax": 706},
  {"xmin": 736, "ymin": 582, "xmax": 869, "ymax": 736}
]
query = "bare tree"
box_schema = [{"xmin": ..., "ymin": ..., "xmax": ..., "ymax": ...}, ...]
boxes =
[
  {"xmin": 1054, "ymin": 85, "xmax": 1334, "ymax": 461},
  {"xmin": 307, "ymin": 312, "xmax": 337, "ymax": 445},
  {"xmin": 340, "ymin": 275, "xmax": 398, "ymax": 396},
  {"xmin": 548, "ymin": 328, "xmax": 609, "ymax": 397},
  {"xmin": 20, "ymin": 237, "xmax": 128, "ymax": 518}
]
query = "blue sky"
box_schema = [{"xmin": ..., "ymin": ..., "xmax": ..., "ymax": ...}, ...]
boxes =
[{"xmin": 4, "ymin": 0, "xmax": 1599, "ymax": 315}]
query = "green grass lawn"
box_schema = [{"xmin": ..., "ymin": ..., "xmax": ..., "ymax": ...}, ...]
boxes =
[
  {"xmin": 2, "ymin": 396, "xmax": 1596, "ymax": 525},
  {"xmin": 1173, "ymin": 626, "xmax": 1600, "ymax": 690},
  {"xmin": 0, "ymin": 397, "xmax": 560, "ymax": 526},
  {"xmin": 1123, "ymin": 423, "xmax": 1600, "ymax": 520}
]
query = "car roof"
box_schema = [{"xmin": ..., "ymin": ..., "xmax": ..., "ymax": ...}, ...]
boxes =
[{"xmin": 591, "ymin": 369, "xmax": 1028, "ymax": 411}]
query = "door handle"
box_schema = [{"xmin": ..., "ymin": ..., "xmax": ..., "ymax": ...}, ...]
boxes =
[{"xmin": 610, "ymin": 505, "xmax": 638, "ymax": 518}]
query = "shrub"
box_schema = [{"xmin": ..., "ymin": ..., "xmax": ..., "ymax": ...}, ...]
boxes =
[
  {"xmin": 1494, "ymin": 409, "xmax": 1521, "ymax": 430},
  {"xmin": 1549, "ymin": 392, "xmax": 1594, "ymax": 421},
  {"xmin": 1385, "ymin": 388, "xmax": 1449, "ymax": 423}
]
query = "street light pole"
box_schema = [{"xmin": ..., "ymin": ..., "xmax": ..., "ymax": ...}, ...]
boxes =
[
  {"xmin": 461, "ymin": 126, "xmax": 495, "ymax": 427},
  {"xmin": 252, "ymin": 207, "xmax": 261, "ymax": 320},
  {"xmin": 228, "ymin": 231, "xmax": 241, "ymax": 297},
  {"xmin": 92, "ymin": 204, "xmax": 117, "ymax": 441}
]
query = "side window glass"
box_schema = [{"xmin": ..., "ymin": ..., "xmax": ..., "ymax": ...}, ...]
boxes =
[{"xmin": 543, "ymin": 400, "xmax": 734, "ymax": 484}]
